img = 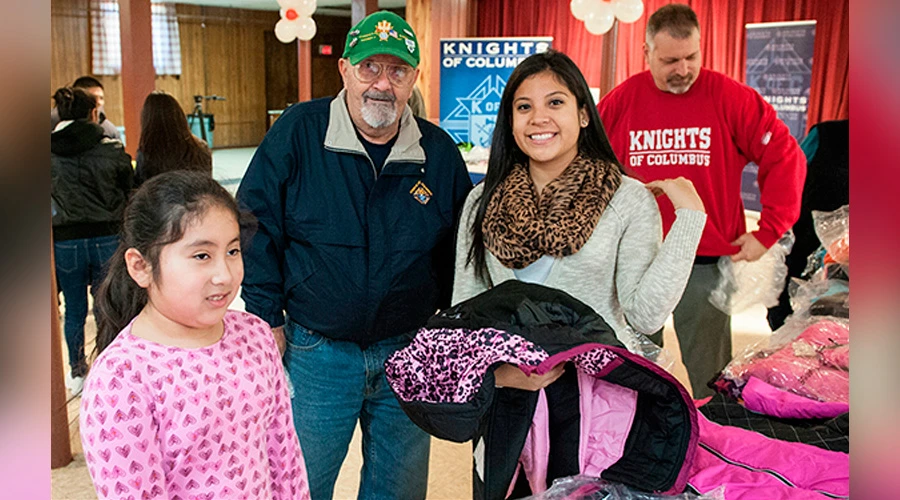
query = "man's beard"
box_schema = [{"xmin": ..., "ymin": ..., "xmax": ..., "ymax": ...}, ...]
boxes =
[
  {"xmin": 666, "ymin": 74, "xmax": 695, "ymax": 94},
  {"xmin": 360, "ymin": 90, "xmax": 399, "ymax": 128}
]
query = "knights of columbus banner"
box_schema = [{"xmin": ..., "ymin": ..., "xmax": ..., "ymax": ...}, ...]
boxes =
[
  {"xmin": 740, "ymin": 21, "xmax": 816, "ymax": 212},
  {"xmin": 439, "ymin": 37, "xmax": 552, "ymax": 148}
]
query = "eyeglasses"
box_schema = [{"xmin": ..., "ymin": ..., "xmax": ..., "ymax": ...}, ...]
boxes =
[{"xmin": 353, "ymin": 60, "xmax": 416, "ymax": 87}]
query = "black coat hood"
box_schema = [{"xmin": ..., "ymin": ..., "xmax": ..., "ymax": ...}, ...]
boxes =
[{"xmin": 51, "ymin": 120, "xmax": 106, "ymax": 157}]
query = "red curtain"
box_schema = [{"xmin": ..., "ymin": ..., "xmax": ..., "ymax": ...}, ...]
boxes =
[{"xmin": 477, "ymin": 0, "xmax": 848, "ymax": 129}]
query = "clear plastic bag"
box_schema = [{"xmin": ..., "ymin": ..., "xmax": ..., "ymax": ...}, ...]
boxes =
[
  {"xmin": 802, "ymin": 205, "xmax": 850, "ymax": 278},
  {"xmin": 520, "ymin": 475, "xmax": 725, "ymax": 500},
  {"xmin": 812, "ymin": 205, "xmax": 849, "ymax": 267},
  {"xmin": 460, "ymin": 145, "xmax": 490, "ymax": 173},
  {"xmin": 788, "ymin": 277, "xmax": 849, "ymax": 320},
  {"xmin": 709, "ymin": 231, "xmax": 794, "ymax": 314},
  {"xmin": 619, "ymin": 324, "xmax": 675, "ymax": 372},
  {"xmin": 719, "ymin": 315, "xmax": 849, "ymax": 403}
]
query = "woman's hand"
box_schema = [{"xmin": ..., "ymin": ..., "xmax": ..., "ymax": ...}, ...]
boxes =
[
  {"xmin": 493, "ymin": 363, "xmax": 565, "ymax": 391},
  {"xmin": 645, "ymin": 177, "xmax": 706, "ymax": 213}
]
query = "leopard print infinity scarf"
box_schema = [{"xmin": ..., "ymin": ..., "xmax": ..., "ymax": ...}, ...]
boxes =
[{"xmin": 483, "ymin": 155, "xmax": 622, "ymax": 269}]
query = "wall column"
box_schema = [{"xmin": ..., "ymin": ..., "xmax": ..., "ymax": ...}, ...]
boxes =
[
  {"xmin": 118, "ymin": 0, "xmax": 155, "ymax": 157},
  {"xmin": 51, "ymin": 235, "xmax": 72, "ymax": 469},
  {"xmin": 598, "ymin": 20, "xmax": 619, "ymax": 98},
  {"xmin": 298, "ymin": 41, "xmax": 312, "ymax": 102},
  {"xmin": 351, "ymin": 0, "xmax": 378, "ymax": 25},
  {"xmin": 406, "ymin": 0, "xmax": 477, "ymax": 124}
]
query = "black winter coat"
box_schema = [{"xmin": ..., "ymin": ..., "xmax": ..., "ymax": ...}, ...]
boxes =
[
  {"xmin": 385, "ymin": 281, "xmax": 698, "ymax": 500},
  {"xmin": 51, "ymin": 120, "xmax": 133, "ymax": 241}
]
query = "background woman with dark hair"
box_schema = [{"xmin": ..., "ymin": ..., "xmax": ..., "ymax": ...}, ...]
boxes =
[
  {"xmin": 453, "ymin": 50, "xmax": 708, "ymax": 390},
  {"xmin": 134, "ymin": 91, "xmax": 212, "ymax": 188},
  {"xmin": 51, "ymin": 86, "xmax": 133, "ymax": 395}
]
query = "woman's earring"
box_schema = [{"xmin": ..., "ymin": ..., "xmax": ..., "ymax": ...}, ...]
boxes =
[{"xmin": 581, "ymin": 120, "xmax": 588, "ymax": 127}]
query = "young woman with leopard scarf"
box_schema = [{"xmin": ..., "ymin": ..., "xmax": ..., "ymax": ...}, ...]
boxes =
[{"xmin": 453, "ymin": 50, "xmax": 708, "ymax": 391}]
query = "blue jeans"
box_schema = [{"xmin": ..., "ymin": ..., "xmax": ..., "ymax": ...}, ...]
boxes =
[
  {"xmin": 284, "ymin": 319, "xmax": 430, "ymax": 500},
  {"xmin": 54, "ymin": 235, "xmax": 119, "ymax": 377}
]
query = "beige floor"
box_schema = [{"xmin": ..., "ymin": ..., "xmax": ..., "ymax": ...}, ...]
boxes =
[{"xmin": 50, "ymin": 297, "xmax": 771, "ymax": 499}]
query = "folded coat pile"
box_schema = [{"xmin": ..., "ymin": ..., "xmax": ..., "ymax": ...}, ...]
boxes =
[
  {"xmin": 386, "ymin": 281, "xmax": 698, "ymax": 499},
  {"xmin": 386, "ymin": 281, "xmax": 850, "ymax": 500}
]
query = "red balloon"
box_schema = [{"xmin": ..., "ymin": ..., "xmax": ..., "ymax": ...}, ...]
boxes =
[{"xmin": 285, "ymin": 8, "xmax": 298, "ymax": 20}]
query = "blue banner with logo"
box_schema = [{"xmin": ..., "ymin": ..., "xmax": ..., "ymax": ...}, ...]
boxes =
[
  {"xmin": 740, "ymin": 21, "xmax": 816, "ymax": 212},
  {"xmin": 439, "ymin": 37, "xmax": 552, "ymax": 148}
]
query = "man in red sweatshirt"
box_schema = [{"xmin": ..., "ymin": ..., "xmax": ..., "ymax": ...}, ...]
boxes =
[{"xmin": 598, "ymin": 4, "xmax": 805, "ymax": 398}]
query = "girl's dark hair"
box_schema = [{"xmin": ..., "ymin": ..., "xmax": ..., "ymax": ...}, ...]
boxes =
[
  {"xmin": 53, "ymin": 87, "xmax": 97, "ymax": 121},
  {"xmin": 467, "ymin": 49, "xmax": 622, "ymax": 285},
  {"xmin": 137, "ymin": 92, "xmax": 212, "ymax": 184},
  {"xmin": 93, "ymin": 171, "xmax": 256, "ymax": 355}
]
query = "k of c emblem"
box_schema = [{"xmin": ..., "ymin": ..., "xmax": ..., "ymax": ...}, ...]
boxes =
[{"xmin": 409, "ymin": 180, "xmax": 433, "ymax": 205}]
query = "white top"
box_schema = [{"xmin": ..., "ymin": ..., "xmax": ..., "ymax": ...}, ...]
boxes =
[
  {"xmin": 513, "ymin": 255, "xmax": 555, "ymax": 284},
  {"xmin": 453, "ymin": 177, "xmax": 707, "ymax": 350}
]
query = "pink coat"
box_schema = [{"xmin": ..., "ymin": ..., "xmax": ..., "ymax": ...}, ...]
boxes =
[{"xmin": 687, "ymin": 414, "xmax": 849, "ymax": 499}]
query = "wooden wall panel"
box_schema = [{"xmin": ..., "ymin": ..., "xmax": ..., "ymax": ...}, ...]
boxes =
[
  {"xmin": 405, "ymin": 0, "xmax": 431, "ymax": 120},
  {"xmin": 51, "ymin": 1, "xmax": 282, "ymax": 148},
  {"xmin": 51, "ymin": 0, "xmax": 126, "ymax": 127},
  {"xmin": 155, "ymin": 4, "xmax": 205, "ymax": 118},
  {"xmin": 203, "ymin": 17, "xmax": 269, "ymax": 146},
  {"xmin": 265, "ymin": 32, "xmax": 299, "ymax": 110},
  {"xmin": 407, "ymin": 0, "xmax": 476, "ymax": 124},
  {"xmin": 310, "ymin": 15, "xmax": 351, "ymax": 100},
  {"xmin": 50, "ymin": 1, "xmax": 378, "ymax": 148},
  {"xmin": 50, "ymin": 0, "xmax": 91, "ymax": 110},
  {"xmin": 98, "ymin": 76, "xmax": 125, "ymax": 126}
]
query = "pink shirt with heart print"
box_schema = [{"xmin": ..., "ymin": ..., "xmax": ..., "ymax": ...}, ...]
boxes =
[{"xmin": 80, "ymin": 310, "xmax": 310, "ymax": 500}]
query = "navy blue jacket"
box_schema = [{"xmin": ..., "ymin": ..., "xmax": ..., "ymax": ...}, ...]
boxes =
[{"xmin": 237, "ymin": 92, "xmax": 472, "ymax": 345}]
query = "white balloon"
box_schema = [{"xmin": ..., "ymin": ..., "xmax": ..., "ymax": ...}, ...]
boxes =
[
  {"xmin": 274, "ymin": 18, "xmax": 297, "ymax": 43},
  {"xmin": 276, "ymin": 0, "xmax": 298, "ymax": 11},
  {"xmin": 279, "ymin": 0, "xmax": 316, "ymax": 20},
  {"xmin": 296, "ymin": 17, "xmax": 317, "ymax": 41},
  {"xmin": 294, "ymin": 0, "xmax": 317, "ymax": 18},
  {"xmin": 584, "ymin": 2, "xmax": 615, "ymax": 35},
  {"xmin": 570, "ymin": 0, "xmax": 591, "ymax": 21},
  {"xmin": 612, "ymin": 0, "xmax": 644, "ymax": 23}
]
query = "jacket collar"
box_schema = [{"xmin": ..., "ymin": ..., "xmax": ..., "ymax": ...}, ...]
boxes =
[{"xmin": 324, "ymin": 89, "xmax": 426, "ymax": 165}]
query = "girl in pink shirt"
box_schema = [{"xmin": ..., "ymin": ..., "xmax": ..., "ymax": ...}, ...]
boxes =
[{"xmin": 80, "ymin": 170, "xmax": 310, "ymax": 499}]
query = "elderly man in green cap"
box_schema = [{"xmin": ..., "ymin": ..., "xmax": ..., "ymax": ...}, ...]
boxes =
[{"xmin": 237, "ymin": 10, "xmax": 472, "ymax": 499}]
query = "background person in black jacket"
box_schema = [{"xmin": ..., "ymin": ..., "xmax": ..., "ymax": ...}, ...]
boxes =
[{"xmin": 51, "ymin": 86, "xmax": 133, "ymax": 396}]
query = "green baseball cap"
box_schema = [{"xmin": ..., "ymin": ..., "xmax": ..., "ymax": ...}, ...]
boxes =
[{"xmin": 342, "ymin": 11, "xmax": 420, "ymax": 68}]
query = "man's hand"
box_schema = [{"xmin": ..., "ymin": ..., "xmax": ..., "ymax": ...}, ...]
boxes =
[
  {"xmin": 493, "ymin": 363, "xmax": 565, "ymax": 391},
  {"xmin": 730, "ymin": 233, "xmax": 767, "ymax": 262},
  {"xmin": 271, "ymin": 326, "xmax": 286, "ymax": 355}
]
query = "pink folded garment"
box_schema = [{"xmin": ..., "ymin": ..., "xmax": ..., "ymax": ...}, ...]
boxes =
[
  {"xmin": 742, "ymin": 376, "xmax": 849, "ymax": 419},
  {"xmin": 820, "ymin": 345, "xmax": 850, "ymax": 370},
  {"xmin": 726, "ymin": 319, "xmax": 849, "ymax": 403},
  {"xmin": 796, "ymin": 320, "xmax": 849, "ymax": 346}
]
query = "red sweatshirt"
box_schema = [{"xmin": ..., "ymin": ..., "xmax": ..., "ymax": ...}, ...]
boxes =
[{"xmin": 598, "ymin": 69, "xmax": 805, "ymax": 256}]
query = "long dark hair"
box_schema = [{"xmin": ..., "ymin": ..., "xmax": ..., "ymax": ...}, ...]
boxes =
[
  {"xmin": 137, "ymin": 92, "xmax": 212, "ymax": 184},
  {"xmin": 467, "ymin": 49, "xmax": 622, "ymax": 286},
  {"xmin": 93, "ymin": 171, "xmax": 255, "ymax": 355},
  {"xmin": 53, "ymin": 87, "xmax": 97, "ymax": 121}
]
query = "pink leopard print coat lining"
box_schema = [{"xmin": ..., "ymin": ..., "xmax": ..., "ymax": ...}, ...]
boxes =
[{"xmin": 385, "ymin": 327, "xmax": 622, "ymax": 404}]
